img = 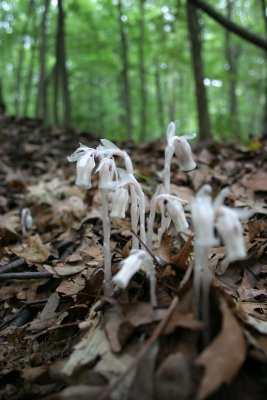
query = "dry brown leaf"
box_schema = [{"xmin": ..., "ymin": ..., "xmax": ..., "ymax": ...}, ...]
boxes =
[
  {"xmin": 11, "ymin": 234, "xmax": 51, "ymax": 263},
  {"xmin": 196, "ymin": 298, "xmax": 246, "ymax": 400},
  {"xmin": 56, "ymin": 274, "xmax": 87, "ymax": 296},
  {"xmin": 241, "ymin": 171, "xmax": 267, "ymax": 192},
  {"xmin": 0, "ymin": 224, "xmax": 20, "ymax": 247},
  {"xmin": 27, "ymin": 292, "xmax": 61, "ymax": 332},
  {"xmin": 171, "ymin": 235, "xmax": 193, "ymax": 269}
]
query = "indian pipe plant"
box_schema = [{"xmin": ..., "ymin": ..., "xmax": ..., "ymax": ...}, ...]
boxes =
[{"xmin": 68, "ymin": 121, "xmax": 248, "ymax": 334}]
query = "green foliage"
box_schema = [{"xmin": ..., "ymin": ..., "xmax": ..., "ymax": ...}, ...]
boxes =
[{"xmin": 0, "ymin": 0, "xmax": 266, "ymax": 141}]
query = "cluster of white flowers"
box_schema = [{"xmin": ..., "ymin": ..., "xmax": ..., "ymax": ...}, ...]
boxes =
[{"xmin": 68, "ymin": 121, "xmax": 249, "ymax": 313}]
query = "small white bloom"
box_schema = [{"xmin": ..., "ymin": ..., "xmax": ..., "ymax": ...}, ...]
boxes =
[
  {"xmin": 67, "ymin": 144, "xmax": 94, "ymax": 162},
  {"xmin": 113, "ymin": 250, "xmax": 157, "ymax": 306},
  {"xmin": 215, "ymin": 206, "xmax": 246, "ymax": 262},
  {"xmin": 75, "ymin": 151, "xmax": 95, "ymax": 189},
  {"xmin": 191, "ymin": 185, "xmax": 218, "ymax": 247},
  {"xmin": 174, "ymin": 136, "xmax": 196, "ymax": 171},
  {"xmin": 113, "ymin": 250, "xmax": 154, "ymax": 289},
  {"xmin": 20, "ymin": 208, "xmax": 33, "ymax": 235},
  {"xmin": 166, "ymin": 122, "xmax": 196, "ymax": 172},
  {"xmin": 110, "ymin": 188, "xmax": 129, "ymax": 218},
  {"xmin": 166, "ymin": 198, "xmax": 189, "ymax": 232},
  {"xmin": 97, "ymin": 157, "xmax": 117, "ymax": 189}
]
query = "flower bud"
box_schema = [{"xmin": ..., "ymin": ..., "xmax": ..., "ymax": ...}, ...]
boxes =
[
  {"xmin": 75, "ymin": 152, "xmax": 95, "ymax": 189},
  {"xmin": 110, "ymin": 188, "xmax": 129, "ymax": 219},
  {"xmin": 174, "ymin": 136, "xmax": 196, "ymax": 171},
  {"xmin": 166, "ymin": 199, "xmax": 188, "ymax": 232},
  {"xmin": 215, "ymin": 207, "xmax": 246, "ymax": 262}
]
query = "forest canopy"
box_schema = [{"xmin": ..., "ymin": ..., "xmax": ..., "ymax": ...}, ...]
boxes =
[{"xmin": 0, "ymin": 0, "xmax": 266, "ymax": 142}]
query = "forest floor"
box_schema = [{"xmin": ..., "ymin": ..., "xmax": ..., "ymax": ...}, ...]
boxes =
[{"xmin": 0, "ymin": 116, "xmax": 267, "ymax": 400}]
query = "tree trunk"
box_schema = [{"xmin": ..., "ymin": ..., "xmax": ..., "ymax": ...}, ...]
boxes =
[
  {"xmin": 117, "ymin": 0, "xmax": 132, "ymax": 141},
  {"xmin": 54, "ymin": 0, "xmax": 72, "ymax": 126},
  {"xmin": 23, "ymin": 30, "xmax": 38, "ymax": 116},
  {"xmin": 36, "ymin": 0, "xmax": 50, "ymax": 121},
  {"xmin": 168, "ymin": 74, "xmax": 178, "ymax": 123},
  {"xmin": 225, "ymin": 0, "xmax": 240, "ymax": 135},
  {"xmin": 138, "ymin": 0, "xmax": 147, "ymax": 141},
  {"xmin": 186, "ymin": 0, "xmax": 211, "ymax": 140},
  {"xmin": 0, "ymin": 78, "xmax": 6, "ymax": 114},
  {"xmin": 154, "ymin": 63, "xmax": 165, "ymax": 135},
  {"xmin": 14, "ymin": 0, "xmax": 34, "ymax": 116},
  {"xmin": 260, "ymin": 0, "xmax": 267, "ymax": 134}
]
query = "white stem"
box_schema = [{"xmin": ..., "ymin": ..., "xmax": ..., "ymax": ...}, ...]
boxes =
[
  {"xmin": 130, "ymin": 185, "xmax": 139, "ymax": 249},
  {"xmin": 100, "ymin": 189, "xmax": 112, "ymax": 296},
  {"xmin": 194, "ymin": 244, "xmax": 211, "ymax": 344},
  {"xmin": 149, "ymin": 272, "xmax": 157, "ymax": 307},
  {"xmin": 130, "ymin": 176, "xmax": 146, "ymax": 247},
  {"xmin": 163, "ymin": 145, "xmax": 174, "ymax": 194}
]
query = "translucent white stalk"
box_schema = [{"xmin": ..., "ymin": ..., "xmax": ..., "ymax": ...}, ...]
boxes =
[
  {"xmin": 147, "ymin": 192, "xmax": 188, "ymax": 251},
  {"xmin": 100, "ymin": 189, "xmax": 112, "ymax": 296},
  {"xmin": 194, "ymin": 243, "xmax": 211, "ymax": 345}
]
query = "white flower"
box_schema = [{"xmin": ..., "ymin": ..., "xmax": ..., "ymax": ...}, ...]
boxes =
[
  {"xmin": 215, "ymin": 206, "xmax": 246, "ymax": 262},
  {"xmin": 110, "ymin": 188, "xmax": 129, "ymax": 218},
  {"xmin": 75, "ymin": 151, "xmax": 95, "ymax": 189},
  {"xmin": 97, "ymin": 157, "xmax": 117, "ymax": 189},
  {"xmin": 113, "ymin": 250, "xmax": 154, "ymax": 289},
  {"xmin": 166, "ymin": 122, "xmax": 196, "ymax": 172},
  {"xmin": 67, "ymin": 144, "xmax": 94, "ymax": 162},
  {"xmin": 191, "ymin": 185, "xmax": 218, "ymax": 247},
  {"xmin": 166, "ymin": 198, "xmax": 189, "ymax": 232}
]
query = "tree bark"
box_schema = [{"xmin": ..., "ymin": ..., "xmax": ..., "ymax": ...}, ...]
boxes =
[
  {"xmin": 186, "ymin": 0, "xmax": 211, "ymax": 140},
  {"xmin": 36, "ymin": 0, "xmax": 50, "ymax": 121},
  {"xmin": 225, "ymin": 0, "xmax": 240, "ymax": 135},
  {"xmin": 260, "ymin": 0, "xmax": 267, "ymax": 133},
  {"xmin": 138, "ymin": 0, "xmax": 147, "ymax": 141},
  {"xmin": 154, "ymin": 63, "xmax": 165, "ymax": 135},
  {"xmin": 14, "ymin": 0, "xmax": 34, "ymax": 116},
  {"xmin": 188, "ymin": 0, "xmax": 267, "ymax": 52},
  {"xmin": 0, "ymin": 78, "xmax": 6, "ymax": 114},
  {"xmin": 54, "ymin": 0, "xmax": 72, "ymax": 126},
  {"xmin": 23, "ymin": 30, "xmax": 38, "ymax": 116},
  {"xmin": 117, "ymin": 0, "xmax": 132, "ymax": 141}
]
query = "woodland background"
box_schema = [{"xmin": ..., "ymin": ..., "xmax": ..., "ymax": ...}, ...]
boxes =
[{"xmin": 0, "ymin": 0, "xmax": 267, "ymax": 142}]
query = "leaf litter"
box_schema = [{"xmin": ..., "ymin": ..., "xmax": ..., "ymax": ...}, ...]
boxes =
[{"xmin": 0, "ymin": 117, "xmax": 267, "ymax": 399}]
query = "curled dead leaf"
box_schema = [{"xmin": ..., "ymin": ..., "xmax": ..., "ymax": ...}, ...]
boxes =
[{"xmin": 196, "ymin": 298, "xmax": 246, "ymax": 400}]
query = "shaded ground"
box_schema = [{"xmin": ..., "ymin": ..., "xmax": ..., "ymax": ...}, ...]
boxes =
[{"xmin": 0, "ymin": 116, "xmax": 267, "ymax": 400}]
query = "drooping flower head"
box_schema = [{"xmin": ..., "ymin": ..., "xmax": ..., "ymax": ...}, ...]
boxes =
[
  {"xmin": 110, "ymin": 188, "xmax": 129, "ymax": 219},
  {"xmin": 215, "ymin": 206, "xmax": 246, "ymax": 262},
  {"xmin": 67, "ymin": 145, "xmax": 96, "ymax": 189},
  {"xmin": 166, "ymin": 122, "xmax": 196, "ymax": 172}
]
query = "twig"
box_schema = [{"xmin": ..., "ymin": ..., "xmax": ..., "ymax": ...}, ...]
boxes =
[
  {"xmin": 0, "ymin": 272, "xmax": 52, "ymax": 280},
  {"xmin": 98, "ymin": 296, "xmax": 178, "ymax": 400},
  {"xmin": 130, "ymin": 229, "xmax": 161, "ymax": 269},
  {"xmin": 0, "ymin": 258, "xmax": 26, "ymax": 274},
  {"xmin": 29, "ymin": 321, "xmax": 79, "ymax": 340}
]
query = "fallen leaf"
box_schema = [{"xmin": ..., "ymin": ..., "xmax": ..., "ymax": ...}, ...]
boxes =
[
  {"xmin": 196, "ymin": 298, "xmax": 246, "ymax": 400},
  {"xmin": 27, "ymin": 292, "xmax": 61, "ymax": 332},
  {"xmin": 241, "ymin": 171, "xmax": 267, "ymax": 192},
  {"xmin": 12, "ymin": 234, "xmax": 51, "ymax": 263},
  {"xmin": 0, "ymin": 224, "xmax": 20, "ymax": 247}
]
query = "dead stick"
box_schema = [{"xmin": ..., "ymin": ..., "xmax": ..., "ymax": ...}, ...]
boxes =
[
  {"xmin": 130, "ymin": 229, "xmax": 161, "ymax": 268},
  {"xmin": 0, "ymin": 272, "xmax": 52, "ymax": 280},
  {"xmin": 98, "ymin": 296, "xmax": 178, "ymax": 400},
  {"xmin": 29, "ymin": 321, "xmax": 79, "ymax": 340},
  {"xmin": 0, "ymin": 258, "xmax": 26, "ymax": 274}
]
